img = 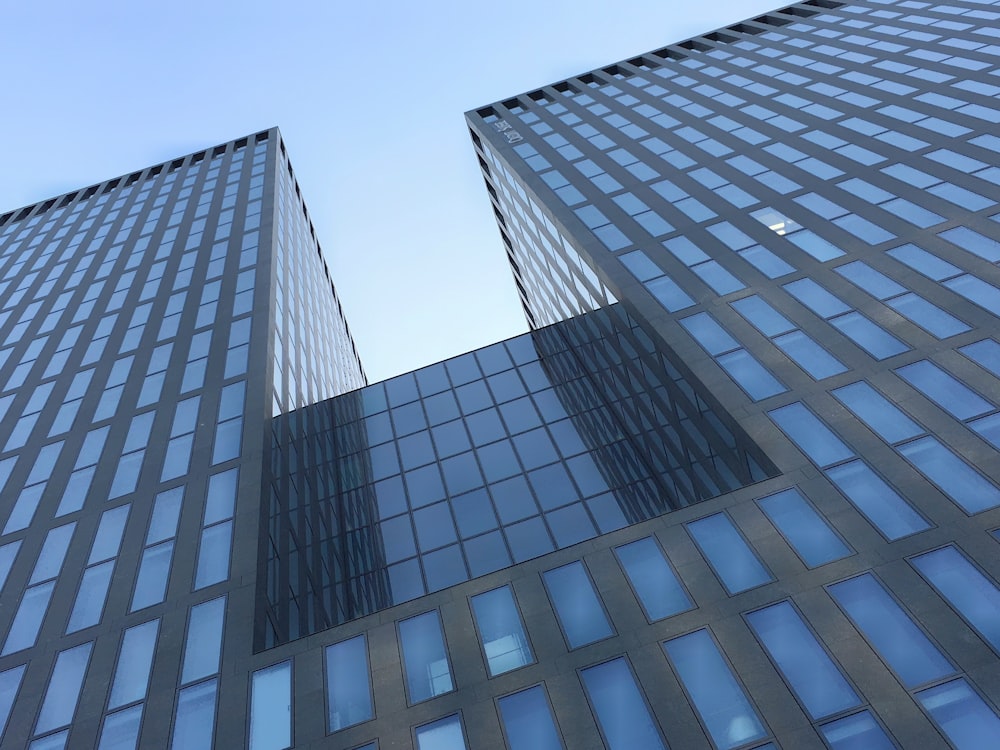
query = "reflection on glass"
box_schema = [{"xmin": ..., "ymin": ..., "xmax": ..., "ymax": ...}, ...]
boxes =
[
  {"xmin": 399, "ymin": 611, "xmax": 454, "ymax": 703},
  {"xmin": 498, "ymin": 686, "xmax": 563, "ymax": 750},
  {"xmin": 36, "ymin": 641, "xmax": 92, "ymax": 734},
  {"xmin": 542, "ymin": 561, "xmax": 613, "ymax": 648},
  {"xmin": 579, "ymin": 658, "xmax": 666, "ymax": 750},
  {"xmin": 110, "ymin": 619, "xmax": 159, "ymax": 709},
  {"xmin": 180, "ymin": 597, "xmax": 226, "ymax": 684},
  {"xmin": 664, "ymin": 630, "xmax": 767, "ymax": 749},
  {"xmin": 415, "ymin": 714, "xmax": 467, "ymax": 750},
  {"xmin": 757, "ymin": 488, "xmax": 850, "ymax": 567},
  {"xmin": 250, "ymin": 661, "xmax": 291, "ymax": 750},
  {"xmin": 615, "ymin": 537, "xmax": 691, "ymax": 620},
  {"xmin": 170, "ymin": 679, "xmax": 217, "ymax": 750},
  {"xmin": 98, "ymin": 705, "xmax": 143, "ymax": 750},
  {"xmin": 746, "ymin": 601, "xmax": 859, "ymax": 720},
  {"xmin": 470, "ymin": 586, "xmax": 533, "ymax": 676},
  {"xmin": 687, "ymin": 514, "xmax": 771, "ymax": 594},
  {"xmin": 819, "ymin": 710, "xmax": 895, "ymax": 750},
  {"xmin": 326, "ymin": 635, "xmax": 373, "ymax": 731},
  {"xmin": 917, "ymin": 679, "xmax": 1000, "ymax": 750}
]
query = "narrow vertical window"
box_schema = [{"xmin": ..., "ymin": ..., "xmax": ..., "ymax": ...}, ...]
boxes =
[
  {"xmin": 828, "ymin": 574, "xmax": 953, "ymax": 688},
  {"xmin": 614, "ymin": 537, "xmax": 692, "ymax": 620},
  {"xmin": 470, "ymin": 586, "xmax": 533, "ymax": 676},
  {"xmin": 686, "ymin": 513, "xmax": 772, "ymax": 594},
  {"xmin": 35, "ymin": 641, "xmax": 93, "ymax": 736},
  {"xmin": 250, "ymin": 661, "xmax": 291, "ymax": 750},
  {"xmin": 171, "ymin": 679, "xmax": 217, "ymax": 750},
  {"xmin": 497, "ymin": 685, "xmax": 563, "ymax": 750},
  {"xmin": 326, "ymin": 635, "xmax": 373, "ymax": 731},
  {"xmin": 746, "ymin": 601, "xmax": 860, "ymax": 719},
  {"xmin": 415, "ymin": 714, "xmax": 467, "ymax": 750},
  {"xmin": 180, "ymin": 597, "xmax": 226, "ymax": 685},
  {"xmin": 399, "ymin": 611, "xmax": 454, "ymax": 704},
  {"xmin": 542, "ymin": 561, "xmax": 613, "ymax": 648},
  {"xmin": 98, "ymin": 704, "xmax": 143, "ymax": 750},
  {"xmin": 911, "ymin": 546, "xmax": 1000, "ymax": 651},
  {"xmin": 109, "ymin": 619, "xmax": 159, "ymax": 709},
  {"xmin": 916, "ymin": 678, "xmax": 1000, "ymax": 749},
  {"xmin": 757, "ymin": 488, "xmax": 850, "ymax": 567},
  {"xmin": 664, "ymin": 629, "xmax": 767, "ymax": 749},
  {"xmin": 0, "ymin": 665, "xmax": 25, "ymax": 737},
  {"xmin": 579, "ymin": 658, "xmax": 666, "ymax": 750}
]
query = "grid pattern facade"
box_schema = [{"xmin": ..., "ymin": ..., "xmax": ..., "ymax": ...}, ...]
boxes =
[{"xmin": 458, "ymin": 0, "xmax": 1000, "ymax": 748}]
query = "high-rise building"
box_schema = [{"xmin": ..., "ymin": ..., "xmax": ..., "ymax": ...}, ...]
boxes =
[{"xmin": 2, "ymin": 1, "xmax": 1000, "ymax": 749}]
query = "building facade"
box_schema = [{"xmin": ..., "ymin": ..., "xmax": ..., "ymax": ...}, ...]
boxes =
[{"xmin": 1, "ymin": 0, "xmax": 1000, "ymax": 749}]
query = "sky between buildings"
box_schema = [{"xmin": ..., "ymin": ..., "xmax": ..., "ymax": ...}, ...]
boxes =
[{"xmin": 0, "ymin": 0, "xmax": 779, "ymax": 383}]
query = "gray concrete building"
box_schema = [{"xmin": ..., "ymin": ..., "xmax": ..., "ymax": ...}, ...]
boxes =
[{"xmin": 2, "ymin": 0, "xmax": 1000, "ymax": 748}]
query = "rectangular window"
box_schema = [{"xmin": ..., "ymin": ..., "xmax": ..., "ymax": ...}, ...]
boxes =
[
  {"xmin": 819, "ymin": 711, "xmax": 896, "ymax": 750},
  {"xmin": 180, "ymin": 597, "xmax": 226, "ymax": 685},
  {"xmin": 171, "ymin": 679, "xmax": 217, "ymax": 750},
  {"xmin": 826, "ymin": 460, "xmax": 930, "ymax": 540},
  {"xmin": 35, "ymin": 641, "xmax": 93, "ymax": 735},
  {"xmin": 579, "ymin": 658, "xmax": 666, "ymax": 750},
  {"xmin": 497, "ymin": 685, "xmax": 564, "ymax": 750},
  {"xmin": 470, "ymin": 586, "xmax": 533, "ymax": 676},
  {"xmin": 769, "ymin": 402, "xmax": 854, "ymax": 467},
  {"xmin": 686, "ymin": 513, "xmax": 772, "ymax": 594},
  {"xmin": 542, "ymin": 561, "xmax": 614, "ymax": 648},
  {"xmin": 398, "ymin": 611, "xmax": 454, "ymax": 704},
  {"xmin": 0, "ymin": 665, "xmax": 25, "ymax": 737},
  {"xmin": 757, "ymin": 488, "xmax": 850, "ymax": 567},
  {"xmin": 415, "ymin": 714, "xmax": 467, "ymax": 750},
  {"xmin": 898, "ymin": 436, "xmax": 1000, "ymax": 514},
  {"xmin": 99, "ymin": 705, "xmax": 142, "ymax": 750},
  {"xmin": 916, "ymin": 678, "xmax": 1000, "ymax": 748},
  {"xmin": 663, "ymin": 629, "xmax": 767, "ymax": 749},
  {"xmin": 828, "ymin": 573, "xmax": 953, "ymax": 688},
  {"xmin": 911, "ymin": 546, "xmax": 1000, "ymax": 651},
  {"xmin": 326, "ymin": 635, "xmax": 373, "ymax": 731},
  {"xmin": 249, "ymin": 661, "xmax": 291, "ymax": 750},
  {"xmin": 746, "ymin": 601, "xmax": 859, "ymax": 720},
  {"xmin": 109, "ymin": 619, "xmax": 159, "ymax": 709},
  {"xmin": 614, "ymin": 537, "xmax": 692, "ymax": 620}
]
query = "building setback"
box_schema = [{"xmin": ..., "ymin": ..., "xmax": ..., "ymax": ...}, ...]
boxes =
[{"xmin": 2, "ymin": 0, "xmax": 1000, "ymax": 749}]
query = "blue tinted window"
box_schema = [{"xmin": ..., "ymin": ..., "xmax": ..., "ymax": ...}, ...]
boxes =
[
  {"xmin": 664, "ymin": 630, "xmax": 767, "ymax": 749},
  {"xmin": 911, "ymin": 547, "xmax": 1000, "ymax": 651},
  {"xmin": 542, "ymin": 561, "xmax": 613, "ymax": 648},
  {"xmin": 960, "ymin": 339, "xmax": 1000, "ymax": 379},
  {"xmin": 399, "ymin": 611, "xmax": 454, "ymax": 703},
  {"xmin": 917, "ymin": 679, "xmax": 1000, "ymax": 750},
  {"xmin": 249, "ymin": 662, "xmax": 291, "ymax": 750},
  {"xmin": 831, "ymin": 381, "xmax": 922, "ymax": 444},
  {"xmin": 774, "ymin": 330, "xmax": 848, "ymax": 379},
  {"xmin": 716, "ymin": 349, "xmax": 787, "ymax": 400},
  {"xmin": 579, "ymin": 658, "xmax": 666, "ymax": 750},
  {"xmin": 497, "ymin": 686, "xmax": 563, "ymax": 750},
  {"xmin": 895, "ymin": 361, "xmax": 993, "ymax": 420},
  {"xmin": 171, "ymin": 679, "xmax": 217, "ymax": 750},
  {"xmin": 180, "ymin": 597, "xmax": 225, "ymax": 684},
  {"xmin": 820, "ymin": 711, "xmax": 896, "ymax": 750},
  {"xmin": 109, "ymin": 620, "xmax": 158, "ymax": 709},
  {"xmin": 827, "ymin": 460, "xmax": 930, "ymax": 540},
  {"xmin": 326, "ymin": 635, "xmax": 373, "ymax": 731},
  {"xmin": 36, "ymin": 641, "xmax": 92, "ymax": 734},
  {"xmin": 898, "ymin": 436, "xmax": 1000, "ymax": 514},
  {"xmin": 746, "ymin": 601, "xmax": 860, "ymax": 720},
  {"xmin": 769, "ymin": 402, "xmax": 854, "ymax": 467},
  {"xmin": 831, "ymin": 312, "xmax": 909, "ymax": 359},
  {"xmin": 757, "ymin": 488, "xmax": 850, "ymax": 567},
  {"xmin": 470, "ymin": 586, "xmax": 533, "ymax": 676},
  {"xmin": 887, "ymin": 294, "xmax": 969, "ymax": 339},
  {"xmin": 828, "ymin": 574, "xmax": 953, "ymax": 688},
  {"xmin": 687, "ymin": 513, "xmax": 772, "ymax": 594},
  {"xmin": 0, "ymin": 665, "xmax": 24, "ymax": 737},
  {"xmin": 614, "ymin": 537, "xmax": 692, "ymax": 620},
  {"xmin": 415, "ymin": 714, "xmax": 466, "ymax": 750}
]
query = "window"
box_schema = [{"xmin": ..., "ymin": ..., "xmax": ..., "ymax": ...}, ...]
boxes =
[
  {"xmin": 614, "ymin": 537, "xmax": 692, "ymax": 620},
  {"xmin": 415, "ymin": 714, "xmax": 467, "ymax": 750},
  {"xmin": 398, "ymin": 611, "xmax": 454, "ymax": 703},
  {"xmin": 542, "ymin": 561, "xmax": 614, "ymax": 648},
  {"xmin": 326, "ymin": 635, "xmax": 373, "ymax": 731},
  {"xmin": 579, "ymin": 658, "xmax": 666, "ymax": 750},
  {"xmin": 470, "ymin": 586, "xmax": 533, "ymax": 676},
  {"xmin": 769, "ymin": 402, "xmax": 854, "ymax": 467},
  {"xmin": 497, "ymin": 686, "xmax": 564, "ymax": 750},
  {"xmin": 746, "ymin": 601, "xmax": 859, "ymax": 720},
  {"xmin": 686, "ymin": 513, "xmax": 772, "ymax": 594},
  {"xmin": 916, "ymin": 679, "xmax": 1000, "ymax": 749},
  {"xmin": 249, "ymin": 662, "xmax": 291, "ymax": 750},
  {"xmin": 911, "ymin": 546, "xmax": 1000, "ymax": 651},
  {"xmin": 663, "ymin": 629, "xmax": 767, "ymax": 749},
  {"xmin": 757, "ymin": 488, "xmax": 850, "ymax": 567},
  {"xmin": 826, "ymin": 460, "xmax": 930, "ymax": 540}
]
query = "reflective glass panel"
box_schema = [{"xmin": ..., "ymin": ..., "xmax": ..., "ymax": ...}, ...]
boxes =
[
  {"xmin": 326, "ymin": 635, "xmax": 373, "ymax": 731},
  {"xmin": 614, "ymin": 537, "xmax": 692, "ymax": 620},
  {"xmin": 542, "ymin": 561, "xmax": 613, "ymax": 648},
  {"xmin": 498, "ymin": 685, "xmax": 564, "ymax": 750},
  {"xmin": 399, "ymin": 611, "xmax": 454, "ymax": 703},
  {"xmin": 470, "ymin": 586, "xmax": 533, "ymax": 676},
  {"xmin": 917, "ymin": 679, "xmax": 1000, "ymax": 750},
  {"xmin": 250, "ymin": 661, "xmax": 291, "ymax": 750},
  {"xmin": 687, "ymin": 514, "xmax": 772, "ymax": 594},
  {"xmin": 757, "ymin": 488, "xmax": 850, "ymax": 567},
  {"xmin": 415, "ymin": 714, "xmax": 467, "ymax": 750},
  {"xmin": 579, "ymin": 658, "xmax": 666, "ymax": 750}
]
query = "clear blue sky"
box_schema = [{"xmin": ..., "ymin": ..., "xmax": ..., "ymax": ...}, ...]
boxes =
[{"xmin": 0, "ymin": 0, "xmax": 779, "ymax": 383}]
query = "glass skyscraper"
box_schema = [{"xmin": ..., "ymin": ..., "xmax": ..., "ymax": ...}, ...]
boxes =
[{"xmin": 2, "ymin": 0, "xmax": 1000, "ymax": 748}]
